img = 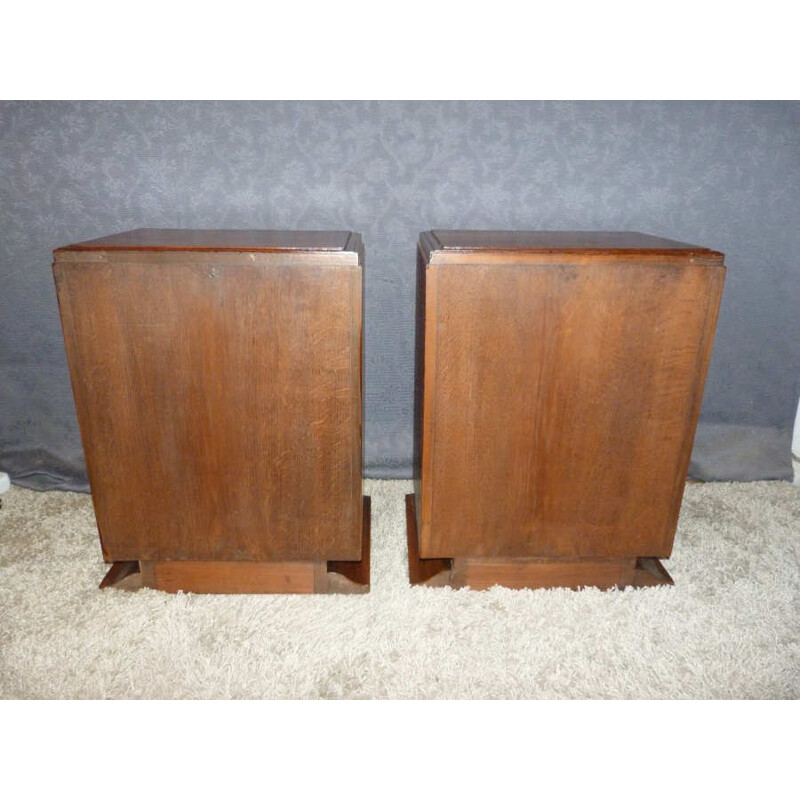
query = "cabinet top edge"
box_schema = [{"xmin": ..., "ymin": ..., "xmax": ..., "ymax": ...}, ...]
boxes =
[
  {"xmin": 420, "ymin": 230, "xmax": 724, "ymax": 259},
  {"xmin": 55, "ymin": 228, "xmax": 362, "ymax": 255}
]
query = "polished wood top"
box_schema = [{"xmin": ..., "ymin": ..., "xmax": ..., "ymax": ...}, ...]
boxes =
[
  {"xmin": 426, "ymin": 230, "xmax": 719, "ymax": 254},
  {"xmin": 56, "ymin": 229, "xmax": 359, "ymax": 253}
]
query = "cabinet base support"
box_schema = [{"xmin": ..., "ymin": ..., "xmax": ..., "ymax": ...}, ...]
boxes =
[
  {"xmin": 99, "ymin": 496, "xmax": 371, "ymax": 595},
  {"xmin": 405, "ymin": 494, "xmax": 673, "ymax": 590}
]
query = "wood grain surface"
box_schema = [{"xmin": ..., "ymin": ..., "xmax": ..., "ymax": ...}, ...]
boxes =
[
  {"xmin": 414, "ymin": 231, "xmax": 725, "ymax": 565},
  {"xmin": 54, "ymin": 232, "xmax": 363, "ymax": 565},
  {"xmin": 139, "ymin": 559, "xmax": 323, "ymax": 594}
]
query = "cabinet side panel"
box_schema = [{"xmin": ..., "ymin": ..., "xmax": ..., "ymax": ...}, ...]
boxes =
[
  {"xmin": 53, "ymin": 259, "xmax": 362, "ymax": 562},
  {"xmin": 412, "ymin": 245, "xmax": 426, "ymax": 524},
  {"xmin": 661, "ymin": 264, "xmax": 725, "ymax": 552},
  {"xmin": 427, "ymin": 260, "xmax": 722, "ymax": 559},
  {"xmin": 418, "ymin": 262, "xmax": 438, "ymax": 552}
]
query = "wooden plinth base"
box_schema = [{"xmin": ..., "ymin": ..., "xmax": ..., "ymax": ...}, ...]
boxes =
[
  {"xmin": 100, "ymin": 497, "xmax": 371, "ymax": 594},
  {"xmin": 405, "ymin": 494, "xmax": 673, "ymax": 590}
]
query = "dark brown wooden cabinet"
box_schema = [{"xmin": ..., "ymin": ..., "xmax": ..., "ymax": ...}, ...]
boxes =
[
  {"xmin": 54, "ymin": 229, "xmax": 369, "ymax": 593},
  {"xmin": 408, "ymin": 230, "xmax": 725, "ymax": 590}
]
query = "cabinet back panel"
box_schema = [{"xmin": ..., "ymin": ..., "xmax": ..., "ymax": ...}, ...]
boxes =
[
  {"xmin": 420, "ymin": 260, "xmax": 724, "ymax": 559},
  {"xmin": 54, "ymin": 260, "xmax": 362, "ymax": 562}
]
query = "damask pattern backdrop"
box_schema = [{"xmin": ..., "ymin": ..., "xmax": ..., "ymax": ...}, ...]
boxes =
[{"xmin": 1, "ymin": 101, "xmax": 798, "ymax": 489}]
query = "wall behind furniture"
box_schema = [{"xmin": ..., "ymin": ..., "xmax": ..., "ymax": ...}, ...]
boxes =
[{"xmin": 1, "ymin": 101, "xmax": 797, "ymax": 489}]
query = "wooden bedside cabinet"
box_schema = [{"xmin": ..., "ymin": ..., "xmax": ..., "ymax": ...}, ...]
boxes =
[
  {"xmin": 408, "ymin": 230, "xmax": 725, "ymax": 590},
  {"xmin": 54, "ymin": 229, "xmax": 368, "ymax": 594}
]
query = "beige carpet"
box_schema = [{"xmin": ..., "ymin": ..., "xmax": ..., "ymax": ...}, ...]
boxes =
[{"xmin": 0, "ymin": 479, "xmax": 798, "ymax": 699}]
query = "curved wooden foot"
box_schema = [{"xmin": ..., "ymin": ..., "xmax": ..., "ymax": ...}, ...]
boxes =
[
  {"xmin": 633, "ymin": 557, "xmax": 674, "ymax": 587},
  {"xmin": 99, "ymin": 560, "xmax": 142, "ymax": 591},
  {"xmin": 405, "ymin": 494, "xmax": 452, "ymax": 586},
  {"xmin": 327, "ymin": 496, "xmax": 371, "ymax": 594}
]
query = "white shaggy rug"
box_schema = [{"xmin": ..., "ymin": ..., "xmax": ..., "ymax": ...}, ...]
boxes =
[{"xmin": 0, "ymin": 479, "xmax": 798, "ymax": 699}]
